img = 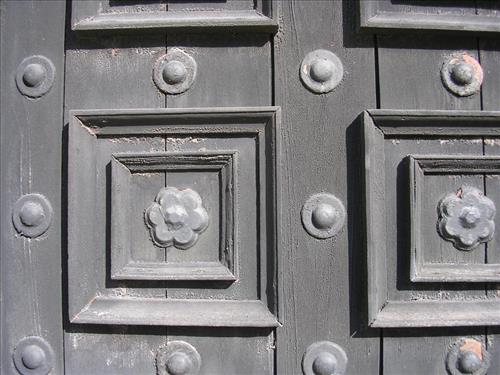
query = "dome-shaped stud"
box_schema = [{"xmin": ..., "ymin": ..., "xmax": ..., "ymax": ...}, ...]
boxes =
[
  {"xmin": 15, "ymin": 55, "xmax": 55, "ymax": 98},
  {"xmin": 446, "ymin": 338, "xmax": 490, "ymax": 375},
  {"xmin": 153, "ymin": 49, "xmax": 197, "ymax": 95},
  {"xmin": 157, "ymin": 341, "xmax": 201, "ymax": 375},
  {"xmin": 441, "ymin": 52, "xmax": 483, "ymax": 97},
  {"xmin": 12, "ymin": 336, "xmax": 54, "ymax": 375},
  {"xmin": 302, "ymin": 341, "xmax": 347, "ymax": 375},
  {"xmin": 310, "ymin": 59, "xmax": 335, "ymax": 83},
  {"xmin": 21, "ymin": 345, "xmax": 46, "ymax": 370},
  {"xmin": 12, "ymin": 193, "xmax": 53, "ymax": 238},
  {"xmin": 22, "ymin": 63, "xmax": 47, "ymax": 88},
  {"xmin": 302, "ymin": 193, "xmax": 346, "ymax": 239},
  {"xmin": 458, "ymin": 351, "xmax": 482, "ymax": 374},
  {"xmin": 163, "ymin": 60, "xmax": 188, "ymax": 85},
  {"xmin": 166, "ymin": 352, "xmax": 192, "ymax": 375},
  {"xmin": 450, "ymin": 63, "xmax": 474, "ymax": 86},
  {"xmin": 300, "ymin": 49, "xmax": 344, "ymax": 94},
  {"xmin": 312, "ymin": 352, "xmax": 338, "ymax": 375}
]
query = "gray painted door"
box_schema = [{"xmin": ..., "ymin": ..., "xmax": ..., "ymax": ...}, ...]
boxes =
[{"xmin": 2, "ymin": 1, "xmax": 500, "ymax": 374}]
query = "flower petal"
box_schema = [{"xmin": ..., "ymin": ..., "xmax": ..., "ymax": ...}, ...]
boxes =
[
  {"xmin": 174, "ymin": 226, "xmax": 195, "ymax": 248},
  {"xmin": 179, "ymin": 188, "xmax": 203, "ymax": 210},
  {"xmin": 188, "ymin": 208, "xmax": 209, "ymax": 232},
  {"xmin": 145, "ymin": 203, "xmax": 164, "ymax": 226}
]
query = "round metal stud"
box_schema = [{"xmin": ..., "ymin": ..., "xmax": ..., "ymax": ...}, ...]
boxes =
[
  {"xmin": 302, "ymin": 341, "xmax": 348, "ymax": 375},
  {"xmin": 302, "ymin": 193, "xmax": 346, "ymax": 239},
  {"xmin": 437, "ymin": 186, "xmax": 495, "ymax": 251},
  {"xmin": 12, "ymin": 194, "xmax": 53, "ymax": 238},
  {"xmin": 16, "ymin": 55, "xmax": 55, "ymax": 98},
  {"xmin": 300, "ymin": 49, "xmax": 344, "ymax": 94},
  {"xmin": 441, "ymin": 52, "xmax": 483, "ymax": 97},
  {"xmin": 13, "ymin": 336, "xmax": 54, "ymax": 375},
  {"xmin": 446, "ymin": 338, "xmax": 490, "ymax": 375},
  {"xmin": 153, "ymin": 49, "xmax": 197, "ymax": 95},
  {"xmin": 157, "ymin": 341, "xmax": 201, "ymax": 375}
]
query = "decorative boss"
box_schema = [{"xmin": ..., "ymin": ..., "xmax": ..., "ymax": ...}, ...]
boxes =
[
  {"xmin": 437, "ymin": 186, "xmax": 495, "ymax": 251},
  {"xmin": 145, "ymin": 187, "xmax": 209, "ymax": 250}
]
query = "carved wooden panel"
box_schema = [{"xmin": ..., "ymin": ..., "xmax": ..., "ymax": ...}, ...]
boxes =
[
  {"xmin": 409, "ymin": 156, "xmax": 500, "ymax": 283},
  {"xmin": 111, "ymin": 151, "xmax": 237, "ymax": 281},
  {"xmin": 71, "ymin": 0, "xmax": 277, "ymax": 32},
  {"xmin": 68, "ymin": 107, "xmax": 280, "ymax": 327},
  {"xmin": 363, "ymin": 110, "xmax": 500, "ymax": 328},
  {"xmin": 359, "ymin": 1, "xmax": 500, "ymax": 34}
]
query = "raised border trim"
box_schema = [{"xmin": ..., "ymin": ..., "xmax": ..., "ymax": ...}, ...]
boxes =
[
  {"xmin": 363, "ymin": 109, "xmax": 500, "ymax": 328},
  {"xmin": 359, "ymin": 1, "xmax": 500, "ymax": 34}
]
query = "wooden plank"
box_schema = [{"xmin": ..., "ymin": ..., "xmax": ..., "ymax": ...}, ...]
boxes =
[
  {"xmin": 0, "ymin": 1, "xmax": 66, "ymax": 373},
  {"xmin": 383, "ymin": 329, "xmax": 486, "ymax": 375},
  {"xmin": 274, "ymin": 0, "xmax": 380, "ymax": 373},
  {"xmin": 378, "ymin": 33, "xmax": 488, "ymax": 374},
  {"xmin": 64, "ymin": 33, "xmax": 167, "ymax": 373},
  {"xmin": 166, "ymin": 33, "xmax": 272, "ymax": 108},
  {"xmin": 359, "ymin": 0, "xmax": 500, "ymax": 34},
  {"xmin": 71, "ymin": 298, "xmax": 279, "ymax": 327},
  {"xmin": 167, "ymin": 327, "xmax": 275, "ymax": 375},
  {"xmin": 378, "ymin": 35, "xmax": 480, "ymax": 110},
  {"xmin": 478, "ymin": 36, "xmax": 500, "ymax": 375},
  {"xmin": 164, "ymin": 27, "xmax": 276, "ymax": 374}
]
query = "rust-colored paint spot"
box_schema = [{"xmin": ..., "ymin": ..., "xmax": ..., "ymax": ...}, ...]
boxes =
[
  {"xmin": 460, "ymin": 338, "xmax": 483, "ymax": 360},
  {"xmin": 462, "ymin": 53, "xmax": 484, "ymax": 82}
]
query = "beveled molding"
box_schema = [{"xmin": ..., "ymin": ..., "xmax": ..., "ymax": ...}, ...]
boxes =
[
  {"xmin": 111, "ymin": 151, "xmax": 238, "ymax": 281},
  {"xmin": 409, "ymin": 155, "xmax": 500, "ymax": 283},
  {"xmin": 359, "ymin": 1, "xmax": 500, "ymax": 34},
  {"xmin": 68, "ymin": 106, "xmax": 280, "ymax": 327},
  {"xmin": 362, "ymin": 109, "xmax": 500, "ymax": 328},
  {"xmin": 72, "ymin": 0, "xmax": 277, "ymax": 32}
]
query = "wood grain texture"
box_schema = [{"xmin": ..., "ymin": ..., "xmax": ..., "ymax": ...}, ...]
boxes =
[
  {"xmin": 64, "ymin": 33, "xmax": 167, "ymax": 374},
  {"xmin": 479, "ymin": 36, "xmax": 500, "ymax": 375},
  {"xmin": 0, "ymin": 1, "xmax": 66, "ymax": 373},
  {"xmin": 377, "ymin": 34, "xmax": 489, "ymax": 375},
  {"xmin": 360, "ymin": 0, "xmax": 500, "ymax": 34},
  {"xmin": 378, "ymin": 35, "xmax": 481, "ymax": 111},
  {"xmin": 164, "ymin": 31, "xmax": 276, "ymax": 373},
  {"xmin": 71, "ymin": 0, "xmax": 277, "ymax": 32},
  {"xmin": 274, "ymin": 1, "xmax": 379, "ymax": 373}
]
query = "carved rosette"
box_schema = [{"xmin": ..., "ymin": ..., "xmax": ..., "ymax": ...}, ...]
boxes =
[
  {"xmin": 437, "ymin": 186, "xmax": 495, "ymax": 251},
  {"xmin": 145, "ymin": 187, "xmax": 209, "ymax": 250}
]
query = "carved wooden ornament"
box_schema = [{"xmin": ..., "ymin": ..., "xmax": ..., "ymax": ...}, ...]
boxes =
[
  {"xmin": 145, "ymin": 187, "xmax": 209, "ymax": 250},
  {"xmin": 437, "ymin": 186, "xmax": 495, "ymax": 251}
]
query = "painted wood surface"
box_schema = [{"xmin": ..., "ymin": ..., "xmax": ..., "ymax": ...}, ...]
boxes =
[
  {"xmin": 479, "ymin": 36, "xmax": 500, "ymax": 375},
  {"xmin": 0, "ymin": 1, "xmax": 66, "ymax": 373},
  {"xmin": 377, "ymin": 34, "xmax": 491, "ymax": 375},
  {"xmin": 274, "ymin": 1, "xmax": 380, "ymax": 373},
  {"xmin": 63, "ymin": 33, "xmax": 167, "ymax": 374}
]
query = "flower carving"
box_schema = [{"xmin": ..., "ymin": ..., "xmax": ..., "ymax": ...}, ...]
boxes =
[
  {"xmin": 437, "ymin": 186, "xmax": 495, "ymax": 251},
  {"xmin": 145, "ymin": 187, "xmax": 209, "ymax": 249}
]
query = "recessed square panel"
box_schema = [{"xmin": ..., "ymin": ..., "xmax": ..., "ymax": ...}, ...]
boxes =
[
  {"xmin": 68, "ymin": 107, "xmax": 280, "ymax": 327},
  {"xmin": 359, "ymin": 0, "xmax": 500, "ymax": 34},
  {"xmin": 71, "ymin": 0, "xmax": 277, "ymax": 32},
  {"xmin": 362, "ymin": 109, "xmax": 500, "ymax": 328},
  {"xmin": 409, "ymin": 155, "xmax": 500, "ymax": 283},
  {"xmin": 110, "ymin": 151, "xmax": 238, "ymax": 281}
]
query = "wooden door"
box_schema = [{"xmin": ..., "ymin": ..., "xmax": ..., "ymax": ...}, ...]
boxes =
[{"xmin": 1, "ymin": 1, "xmax": 500, "ymax": 374}]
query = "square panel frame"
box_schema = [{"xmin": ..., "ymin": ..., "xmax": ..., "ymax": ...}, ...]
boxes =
[
  {"xmin": 111, "ymin": 151, "xmax": 238, "ymax": 281},
  {"xmin": 409, "ymin": 155, "xmax": 500, "ymax": 283},
  {"xmin": 71, "ymin": 0, "xmax": 278, "ymax": 32},
  {"xmin": 363, "ymin": 109, "xmax": 500, "ymax": 328},
  {"xmin": 68, "ymin": 107, "xmax": 280, "ymax": 327},
  {"xmin": 359, "ymin": 0, "xmax": 500, "ymax": 34}
]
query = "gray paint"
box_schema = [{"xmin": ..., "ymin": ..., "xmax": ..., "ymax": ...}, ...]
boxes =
[{"xmin": 3, "ymin": 1, "xmax": 500, "ymax": 374}]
